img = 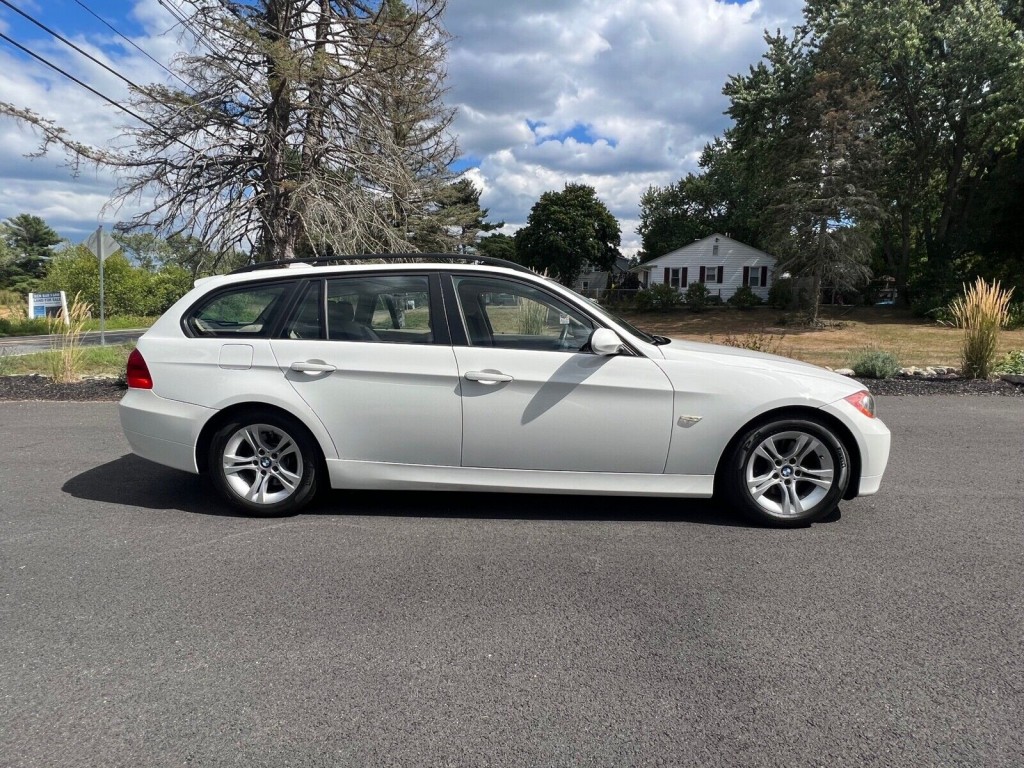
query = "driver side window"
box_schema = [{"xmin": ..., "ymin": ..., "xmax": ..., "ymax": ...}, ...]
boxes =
[{"xmin": 453, "ymin": 276, "xmax": 595, "ymax": 353}]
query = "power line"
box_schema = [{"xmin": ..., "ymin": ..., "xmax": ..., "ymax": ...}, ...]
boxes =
[
  {"xmin": 0, "ymin": 29, "xmax": 200, "ymax": 153},
  {"xmin": 1, "ymin": 0, "xmax": 158, "ymax": 97},
  {"xmin": 71, "ymin": 0, "xmax": 194, "ymax": 91}
]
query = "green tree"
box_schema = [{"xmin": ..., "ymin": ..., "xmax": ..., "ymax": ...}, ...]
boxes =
[
  {"xmin": 475, "ymin": 232, "xmax": 517, "ymax": 262},
  {"xmin": 409, "ymin": 178, "xmax": 503, "ymax": 253},
  {"xmin": 725, "ymin": 26, "xmax": 882, "ymax": 321},
  {"xmin": 514, "ymin": 183, "xmax": 621, "ymax": 287},
  {"xmin": 804, "ymin": 0, "xmax": 1024, "ymax": 305},
  {"xmin": 1, "ymin": 214, "xmax": 62, "ymax": 287}
]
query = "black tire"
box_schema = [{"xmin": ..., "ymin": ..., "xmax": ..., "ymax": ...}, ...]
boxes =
[
  {"xmin": 208, "ymin": 409, "xmax": 321, "ymax": 516},
  {"xmin": 720, "ymin": 418, "xmax": 850, "ymax": 527}
]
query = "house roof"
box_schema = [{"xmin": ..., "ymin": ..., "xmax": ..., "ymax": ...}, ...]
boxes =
[{"xmin": 637, "ymin": 233, "xmax": 776, "ymax": 269}]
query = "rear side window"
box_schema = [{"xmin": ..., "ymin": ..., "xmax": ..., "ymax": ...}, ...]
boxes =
[{"xmin": 186, "ymin": 283, "xmax": 291, "ymax": 337}]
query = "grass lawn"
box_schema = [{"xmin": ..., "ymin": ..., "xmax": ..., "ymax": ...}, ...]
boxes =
[{"xmin": 617, "ymin": 305, "xmax": 1024, "ymax": 369}]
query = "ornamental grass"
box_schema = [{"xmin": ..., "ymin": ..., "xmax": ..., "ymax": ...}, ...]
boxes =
[{"xmin": 949, "ymin": 278, "xmax": 1014, "ymax": 379}]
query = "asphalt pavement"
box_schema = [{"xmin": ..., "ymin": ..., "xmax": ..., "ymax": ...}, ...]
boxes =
[{"xmin": 1, "ymin": 397, "xmax": 1021, "ymax": 767}]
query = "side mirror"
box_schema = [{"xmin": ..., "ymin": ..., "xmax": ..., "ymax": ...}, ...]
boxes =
[{"xmin": 589, "ymin": 328, "xmax": 624, "ymax": 356}]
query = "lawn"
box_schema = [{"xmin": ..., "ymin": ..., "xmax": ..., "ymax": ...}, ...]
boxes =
[{"xmin": 616, "ymin": 305, "xmax": 1024, "ymax": 369}]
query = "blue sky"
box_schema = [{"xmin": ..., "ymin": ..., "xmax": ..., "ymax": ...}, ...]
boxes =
[{"xmin": 0, "ymin": 0, "xmax": 805, "ymax": 253}]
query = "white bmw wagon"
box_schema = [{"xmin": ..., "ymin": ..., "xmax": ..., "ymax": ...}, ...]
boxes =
[{"xmin": 119, "ymin": 255, "xmax": 890, "ymax": 526}]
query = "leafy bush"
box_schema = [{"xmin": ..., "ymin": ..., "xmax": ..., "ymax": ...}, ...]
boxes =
[
  {"xmin": 849, "ymin": 348, "xmax": 901, "ymax": 379},
  {"xmin": 768, "ymin": 277, "xmax": 794, "ymax": 309},
  {"xmin": 634, "ymin": 283, "xmax": 682, "ymax": 312},
  {"xmin": 994, "ymin": 349, "xmax": 1024, "ymax": 375},
  {"xmin": 42, "ymin": 247, "xmax": 193, "ymax": 317},
  {"xmin": 684, "ymin": 282, "xmax": 711, "ymax": 312},
  {"xmin": 1006, "ymin": 303, "xmax": 1024, "ymax": 330},
  {"xmin": 0, "ymin": 316, "xmax": 50, "ymax": 336},
  {"xmin": 950, "ymin": 278, "xmax": 1014, "ymax": 379},
  {"xmin": 728, "ymin": 285, "xmax": 761, "ymax": 310}
]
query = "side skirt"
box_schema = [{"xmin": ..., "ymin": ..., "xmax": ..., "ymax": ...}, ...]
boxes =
[{"xmin": 326, "ymin": 460, "xmax": 714, "ymax": 497}]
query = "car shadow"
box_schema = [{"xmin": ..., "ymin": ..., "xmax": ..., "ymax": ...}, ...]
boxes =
[{"xmin": 63, "ymin": 454, "xmax": 842, "ymax": 527}]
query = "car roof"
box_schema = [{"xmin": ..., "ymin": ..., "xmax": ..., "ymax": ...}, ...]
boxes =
[{"xmin": 195, "ymin": 254, "xmax": 548, "ymax": 290}]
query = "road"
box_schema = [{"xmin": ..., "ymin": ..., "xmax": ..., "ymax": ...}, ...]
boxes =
[
  {"xmin": 1, "ymin": 397, "xmax": 1021, "ymax": 767},
  {"xmin": 0, "ymin": 329, "xmax": 146, "ymax": 356}
]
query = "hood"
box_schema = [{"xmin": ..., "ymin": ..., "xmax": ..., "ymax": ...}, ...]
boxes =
[{"xmin": 654, "ymin": 338, "xmax": 860, "ymax": 390}]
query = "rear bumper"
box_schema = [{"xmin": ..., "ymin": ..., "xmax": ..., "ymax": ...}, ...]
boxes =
[{"xmin": 119, "ymin": 389, "xmax": 214, "ymax": 474}]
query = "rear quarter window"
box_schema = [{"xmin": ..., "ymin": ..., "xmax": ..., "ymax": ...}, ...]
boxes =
[{"xmin": 185, "ymin": 282, "xmax": 292, "ymax": 337}]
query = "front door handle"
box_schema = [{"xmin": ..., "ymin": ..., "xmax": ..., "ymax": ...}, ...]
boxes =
[
  {"xmin": 464, "ymin": 370, "xmax": 513, "ymax": 385},
  {"xmin": 290, "ymin": 360, "xmax": 337, "ymax": 374}
]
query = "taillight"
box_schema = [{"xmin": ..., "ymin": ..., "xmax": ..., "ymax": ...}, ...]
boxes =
[
  {"xmin": 126, "ymin": 348, "xmax": 153, "ymax": 389},
  {"xmin": 844, "ymin": 390, "xmax": 875, "ymax": 418}
]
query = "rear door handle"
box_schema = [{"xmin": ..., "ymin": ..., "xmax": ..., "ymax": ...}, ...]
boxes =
[
  {"xmin": 464, "ymin": 370, "xmax": 513, "ymax": 384},
  {"xmin": 290, "ymin": 360, "xmax": 337, "ymax": 374}
]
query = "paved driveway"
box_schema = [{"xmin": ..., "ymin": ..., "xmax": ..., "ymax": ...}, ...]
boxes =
[{"xmin": 1, "ymin": 397, "xmax": 1021, "ymax": 767}]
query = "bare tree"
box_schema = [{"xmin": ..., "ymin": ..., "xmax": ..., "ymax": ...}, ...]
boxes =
[{"xmin": 0, "ymin": 0, "xmax": 458, "ymax": 263}]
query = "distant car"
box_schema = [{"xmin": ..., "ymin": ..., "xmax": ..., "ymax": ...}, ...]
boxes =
[{"xmin": 120, "ymin": 255, "xmax": 890, "ymax": 526}]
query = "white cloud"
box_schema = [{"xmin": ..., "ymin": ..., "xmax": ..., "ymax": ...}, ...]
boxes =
[{"xmin": 0, "ymin": 0, "xmax": 806, "ymax": 254}]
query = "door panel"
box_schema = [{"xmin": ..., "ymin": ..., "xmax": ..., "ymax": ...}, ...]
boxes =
[
  {"xmin": 454, "ymin": 347, "xmax": 673, "ymax": 473},
  {"xmin": 273, "ymin": 340, "xmax": 462, "ymax": 466},
  {"xmin": 271, "ymin": 273, "xmax": 461, "ymax": 467}
]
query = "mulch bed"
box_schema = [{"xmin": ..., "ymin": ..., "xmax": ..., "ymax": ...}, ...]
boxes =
[{"xmin": 0, "ymin": 373, "xmax": 1021, "ymax": 402}]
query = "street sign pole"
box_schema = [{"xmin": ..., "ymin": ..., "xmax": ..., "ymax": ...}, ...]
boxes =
[
  {"xmin": 84, "ymin": 226, "xmax": 119, "ymax": 347},
  {"xmin": 97, "ymin": 225, "xmax": 105, "ymax": 346}
]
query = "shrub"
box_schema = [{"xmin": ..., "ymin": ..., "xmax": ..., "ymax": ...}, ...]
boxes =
[
  {"xmin": 0, "ymin": 316, "xmax": 51, "ymax": 336},
  {"xmin": 949, "ymin": 278, "xmax": 1014, "ymax": 379},
  {"xmin": 768, "ymin": 277, "xmax": 794, "ymax": 309},
  {"xmin": 728, "ymin": 285, "xmax": 761, "ymax": 310},
  {"xmin": 1006, "ymin": 303, "xmax": 1024, "ymax": 330},
  {"xmin": 994, "ymin": 349, "xmax": 1024, "ymax": 376},
  {"xmin": 849, "ymin": 348, "xmax": 901, "ymax": 379},
  {"xmin": 634, "ymin": 283, "xmax": 682, "ymax": 312},
  {"xmin": 684, "ymin": 282, "xmax": 712, "ymax": 312}
]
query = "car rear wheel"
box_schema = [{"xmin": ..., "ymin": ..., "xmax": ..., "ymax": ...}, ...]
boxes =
[
  {"xmin": 209, "ymin": 410, "xmax": 320, "ymax": 516},
  {"xmin": 721, "ymin": 418, "xmax": 850, "ymax": 527}
]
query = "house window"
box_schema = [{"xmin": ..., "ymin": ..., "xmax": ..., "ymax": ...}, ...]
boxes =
[
  {"xmin": 582, "ymin": 280, "xmax": 590, "ymax": 291},
  {"xmin": 744, "ymin": 266, "xmax": 769, "ymax": 288},
  {"xmin": 713, "ymin": 244, "xmax": 719, "ymax": 257},
  {"xmin": 702, "ymin": 266, "xmax": 724, "ymax": 284}
]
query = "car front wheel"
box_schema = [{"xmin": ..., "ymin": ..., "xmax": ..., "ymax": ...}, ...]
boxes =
[
  {"xmin": 209, "ymin": 411, "xmax": 320, "ymax": 516},
  {"xmin": 721, "ymin": 418, "xmax": 850, "ymax": 527}
]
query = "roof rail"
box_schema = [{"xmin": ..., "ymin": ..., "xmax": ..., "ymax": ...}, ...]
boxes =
[{"xmin": 229, "ymin": 252, "xmax": 535, "ymax": 276}]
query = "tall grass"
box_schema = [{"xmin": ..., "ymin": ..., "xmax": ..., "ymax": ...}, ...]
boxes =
[
  {"xmin": 47, "ymin": 294, "xmax": 91, "ymax": 383},
  {"xmin": 516, "ymin": 300, "xmax": 547, "ymax": 335},
  {"xmin": 949, "ymin": 278, "xmax": 1014, "ymax": 379}
]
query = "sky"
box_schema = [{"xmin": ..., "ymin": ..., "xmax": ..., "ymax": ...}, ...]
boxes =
[{"xmin": 0, "ymin": 0, "xmax": 806, "ymax": 254}]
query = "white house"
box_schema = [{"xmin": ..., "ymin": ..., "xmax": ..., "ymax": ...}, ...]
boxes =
[{"xmin": 637, "ymin": 234, "xmax": 776, "ymax": 302}]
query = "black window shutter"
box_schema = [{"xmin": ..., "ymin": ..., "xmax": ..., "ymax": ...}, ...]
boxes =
[
  {"xmin": 681, "ymin": 267, "xmax": 688, "ymax": 286},
  {"xmin": 761, "ymin": 266, "xmax": 768, "ymax": 286},
  {"xmin": 664, "ymin": 267, "xmax": 670, "ymax": 285},
  {"xmin": 699, "ymin": 266, "xmax": 706, "ymax": 283},
  {"xmin": 743, "ymin": 266, "xmax": 750, "ymax": 286},
  {"xmin": 718, "ymin": 266, "xmax": 724, "ymax": 283}
]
